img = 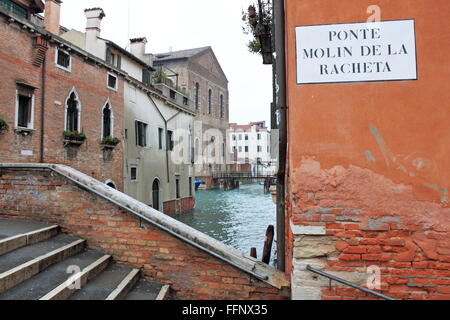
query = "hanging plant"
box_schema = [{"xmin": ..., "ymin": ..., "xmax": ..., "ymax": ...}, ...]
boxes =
[
  {"xmin": 241, "ymin": 1, "xmax": 274, "ymax": 64},
  {"xmin": 0, "ymin": 117, "xmax": 9, "ymax": 133},
  {"xmin": 63, "ymin": 130, "xmax": 87, "ymax": 145}
]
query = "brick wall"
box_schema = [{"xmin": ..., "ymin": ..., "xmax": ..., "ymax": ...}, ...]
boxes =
[
  {"xmin": 287, "ymin": 160, "xmax": 450, "ymax": 300},
  {"xmin": 163, "ymin": 197, "xmax": 195, "ymax": 216},
  {"xmin": 0, "ymin": 167, "xmax": 290, "ymax": 300},
  {"xmin": 0, "ymin": 13, "xmax": 124, "ymax": 190}
]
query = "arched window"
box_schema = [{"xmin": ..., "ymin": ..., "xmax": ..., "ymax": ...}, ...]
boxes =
[
  {"xmin": 66, "ymin": 91, "xmax": 80, "ymax": 132},
  {"xmin": 195, "ymin": 82, "xmax": 200, "ymax": 109},
  {"xmin": 219, "ymin": 94, "xmax": 224, "ymax": 118},
  {"xmin": 208, "ymin": 89, "xmax": 212, "ymax": 114},
  {"xmin": 152, "ymin": 179, "xmax": 161, "ymax": 211},
  {"xmin": 102, "ymin": 103, "xmax": 112, "ymax": 138}
]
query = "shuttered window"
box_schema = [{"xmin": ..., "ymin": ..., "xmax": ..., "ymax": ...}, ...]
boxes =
[
  {"xmin": 142, "ymin": 69, "xmax": 151, "ymax": 86},
  {"xmin": 135, "ymin": 121, "xmax": 147, "ymax": 147}
]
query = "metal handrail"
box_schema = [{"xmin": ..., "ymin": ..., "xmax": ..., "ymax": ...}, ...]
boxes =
[{"xmin": 306, "ymin": 265, "xmax": 396, "ymax": 300}]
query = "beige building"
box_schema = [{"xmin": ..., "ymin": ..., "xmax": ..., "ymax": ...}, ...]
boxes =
[{"xmin": 154, "ymin": 47, "xmax": 229, "ymax": 188}]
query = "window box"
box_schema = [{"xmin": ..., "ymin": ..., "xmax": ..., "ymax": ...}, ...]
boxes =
[
  {"xmin": 63, "ymin": 130, "xmax": 86, "ymax": 146},
  {"xmin": 0, "ymin": 117, "xmax": 9, "ymax": 134},
  {"xmin": 101, "ymin": 136, "xmax": 120, "ymax": 149},
  {"xmin": 14, "ymin": 127, "xmax": 35, "ymax": 136}
]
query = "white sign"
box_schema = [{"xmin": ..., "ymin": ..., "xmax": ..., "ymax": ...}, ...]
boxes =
[{"xmin": 296, "ymin": 20, "xmax": 417, "ymax": 84}]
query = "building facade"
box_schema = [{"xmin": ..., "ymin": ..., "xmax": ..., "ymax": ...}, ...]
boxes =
[
  {"xmin": 60, "ymin": 9, "xmax": 196, "ymax": 214},
  {"xmin": 154, "ymin": 47, "xmax": 229, "ymax": 188},
  {"xmin": 0, "ymin": 0, "xmax": 125, "ymax": 189},
  {"xmin": 229, "ymin": 121, "xmax": 275, "ymax": 175}
]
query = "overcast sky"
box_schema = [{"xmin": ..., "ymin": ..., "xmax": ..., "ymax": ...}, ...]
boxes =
[{"xmin": 59, "ymin": 0, "xmax": 273, "ymax": 126}]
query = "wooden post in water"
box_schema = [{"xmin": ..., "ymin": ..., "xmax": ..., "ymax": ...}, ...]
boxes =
[
  {"xmin": 250, "ymin": 247, "xmax": 257, "ymax": 259},
  {"xmin": 262, "ymin": 225, "xmax": 274, "ymax": 264}
]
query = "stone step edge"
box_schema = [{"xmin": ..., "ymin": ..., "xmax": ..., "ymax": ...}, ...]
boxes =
[
  {"xmin": 40, "ymin": 255, "xmax": 112, "ymax": 300},
  {"xmin": 0, "ymin": 239, "xmax": 85, "ymax": 293},
  {"xmin": 105, "ymin": 268, "xmax": 141, "ymax": 300},
  {"xmin": 156, "ymin": 285, "xmax": 171, "ymax": 300},
  {"xmin": 0, "ymin": 225, "xmax": 60, "ymax": 256}
]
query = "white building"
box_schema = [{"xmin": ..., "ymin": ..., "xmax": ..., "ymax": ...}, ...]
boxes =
[
  {"xmin": 61, "ymin": 8, "xmax": 196, "ymax": 214},
  {"xmin": 229, "ymin": 121, "xmax": 275, "ymax": 175}
]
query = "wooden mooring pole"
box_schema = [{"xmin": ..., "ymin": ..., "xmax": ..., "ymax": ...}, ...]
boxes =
[
  {"xmin": 250, "ymin": 247, "xmax": 257, "ymax": 259},
  {"xmin": 262, "ymin": 225, "xmax": 274, "ymax": 264}
]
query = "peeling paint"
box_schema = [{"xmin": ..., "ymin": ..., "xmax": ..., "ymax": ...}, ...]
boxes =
[{"xmin": 364, "ymin": 150, "xmax": 376, "ymax": 163}]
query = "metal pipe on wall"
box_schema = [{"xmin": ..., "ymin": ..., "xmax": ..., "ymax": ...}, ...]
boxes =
[{"xmin": 273, "ymin": 0, "xmax": 287, "ymax": 272}]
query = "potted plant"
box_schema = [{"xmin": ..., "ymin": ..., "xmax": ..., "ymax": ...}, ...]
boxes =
[
  {"xmin": 0, "ymin": 117, "xmax": 8, "ymax": 133},
  {"xmin": 248, "ymin": 5, "xmax": 257, "ymax": 18},
  {"xmin": 63, "ymin": 130, "xmax": 87, "ymax": 145},
  {"xmin": 101, "ymin": 136, "xmax": 120, "ymax": 148}
]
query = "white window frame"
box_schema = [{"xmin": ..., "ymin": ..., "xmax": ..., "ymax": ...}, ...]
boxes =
[
  {"xmin": 135, "ymin": 119, "xmax": 149, "ymax": 148},
  {"xmin": 130, "ymin": 166, "xmax": 138, "ymax": 182},
  {"xmin": 107, "ymin": 72, "xmax": 118, "ymax": 91},
  {"xmin": 55, "ymin": 48, "xmax": 72, "ymax": 72},
  {"xmin": 64, "ymin": 87, "xmax": 82, "ymax": 132},
  {"xmin": 101, "ymin": 99, "xmax": 114, "ymax": 139},
  {"xmin": 15, "ymin": 89, "xmax": 35, "ymax": 130}
]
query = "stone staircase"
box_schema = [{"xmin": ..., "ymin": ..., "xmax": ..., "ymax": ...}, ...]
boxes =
[{"xmin": 0, "ymin": 218, "xmax": 170, "ymax": 300}]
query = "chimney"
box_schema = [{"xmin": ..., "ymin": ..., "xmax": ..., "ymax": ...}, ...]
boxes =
[
  {"xmin": 44, "ymin": 0, "xmax": 62, "ymax": 35},
  {"xmin": 85, "ymin": 8, "xmax": 105, "ymax": 56},
  {"xmin": 130, "ymin": 37, "xmax": 147, "ymax": 60},
  {"xmin": 85, "ymin": 7, "xmax": 105, "ymax": 36}
]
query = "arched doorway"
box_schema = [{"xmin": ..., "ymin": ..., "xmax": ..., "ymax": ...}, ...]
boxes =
[{"xmin": 152, "ymin": 179, "xmax": 160, "ymax": 211}]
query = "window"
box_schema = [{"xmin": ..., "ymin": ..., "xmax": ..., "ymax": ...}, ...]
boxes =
[
  {"xmin": 257, "ymin": 146, "xmax": 262, "ymax": 152},
  {"xmin": 176, "ymin": 178, "xmax": 180, "ymax": 199},
  {"xmin": 238, "ymin": 134, "xmax": 242, "ymax": 140},
  {"xmin": 232, "ymin": 146, "xmax": 236, "ymax": 153},
  {"xmin": 195, "ymin": 82, "xmax": 200, "ymax": 109},
  {"xmin": 102, "ymin": 103, "xmax": 112, "ymax": 138},
  {"xmin": 142, "ymin": 69, "xmax": 151, "ymax": 86},
  {"xmin": 135, "ymin": 121, "xmax": 147, "ymax": 147},
  {"xmin": 245, "ymin": 135, "xmax": 249, "ymax": 141},
  {"xmin": 189, "ymin": 177, "xmax": 192, "ymax": 197},
  {"xmin": 0, "ymin": 0, "xmax": 27, "ymax": 19},
  {"xmin": 158, "ymin": 128, "xmax": 164, "ymax": 150},
  {"xmin": 56, "ymin": 49, "xmax": 71, "ymax": 71},
  {"xmin": 107, "ymin": 73, "xmax": 118, "ymax": 90},
  {"xmin": 239, "ymin": 146, "xmax": 242, "ymax": 152},
  {"xmin": 106, "ymin": 49, "xmax": 121, "ymax": 69},
  {"xmin": 170, "ymin": 89, "xmax": 176, "ymax": 100},
  {"xmin": 257, "ymin": 133, "xmax": 261, "ymax": 140},
  {"xmin": 130, "ymin": 167, "xmax": 137, "ymax": 181},
  {"xmin": 245, "ymin": 146, "xmax": 249, "ymax": 152},
  {"xmin": 66, "ymin": 92, "xmax": 79, "ymax": 132},
  {"xmin": 208, "ymin": 89, "xmax": 212, "ymax": 114},
  {"xmin": 183, "ymin": 96, "xmax": 189, "ymax": 106},
  {"xmin": 167, "ymin": 130, "xmax": 174, "ymax": 151},
  {"xmin": 232, "ymin": 134, "xmax": 236, "ymax": 141},
  {"xmin": 16, "ymin": 87, "xmax": 34, "ymax": 129},
  {"xmin": 219, "ymin": 94, "xmax": 224, "ymax": 118}
]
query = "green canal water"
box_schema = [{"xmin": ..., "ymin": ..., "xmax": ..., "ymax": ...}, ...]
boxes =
[{"xmin": 174, "ymin": 183, "xmax": 277, "ymax": 266}]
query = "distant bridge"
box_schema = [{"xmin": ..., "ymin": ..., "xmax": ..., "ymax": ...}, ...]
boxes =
[{"xmin": 212, "ymin": 172, "xmax": 276, "ymax": 181}]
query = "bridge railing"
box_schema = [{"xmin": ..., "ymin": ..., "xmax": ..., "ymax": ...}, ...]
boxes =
[{"xmin": 212, "ymin": 172, "xmax": 276, "ymax": 179}]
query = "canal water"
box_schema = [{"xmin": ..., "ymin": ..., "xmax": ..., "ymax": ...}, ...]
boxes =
[{"xmin": 175, "ymin": 183, "xmax": 277, "ymax": 266}]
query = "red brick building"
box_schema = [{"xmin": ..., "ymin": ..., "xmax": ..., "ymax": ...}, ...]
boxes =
[{"xmin": 0, "ymin": 0, "xmax": 125, "ymax": 189}]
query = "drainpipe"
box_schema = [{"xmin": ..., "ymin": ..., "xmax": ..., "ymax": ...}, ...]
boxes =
[
  {"xmin": 39, "ymin": 42, "xmax": 47, "ymax": 163},
  {"xmin": 147, "ymin": 94, "xmax": 182, "ymax": 183},
  {"xmin": 273, "ymin": 0, "xmax": 287, "ymax": 272}
]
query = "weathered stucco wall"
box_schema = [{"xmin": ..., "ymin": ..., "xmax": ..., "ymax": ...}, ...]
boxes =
[{"xmin": 285, "ymin": 0, "xmax": 450, "ymax": 300}]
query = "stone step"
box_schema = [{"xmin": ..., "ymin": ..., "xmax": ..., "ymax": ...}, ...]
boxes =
[
  {"xmin": 105, "ymin": 268, "xmax": 141, "ymax": 300},
  {"xmin": 0, "ymin": 249, "xmax": 105, "ymax": 300},
  {"xmin": 40, "ymin": 255, "xmax": 111, "ymax": 300},
  {"xmin": 0, "ymin": 235, "xmax": 85, "ymax": 293},
  {"xmin": 124, "ymin": 279, "xmax": 168, "ymax": 300},
  {"xmin": 70, "ymin": 263, "xmax": 137, "ymax": 300},
  {"xmin": 0, "ymin": 225, "xmax": 60, "ymax": 256}
]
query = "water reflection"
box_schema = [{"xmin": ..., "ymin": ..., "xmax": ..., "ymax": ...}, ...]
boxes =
[{"xmin": 175, "ymin": 184, "xmax": 277, "ymax": 266}]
